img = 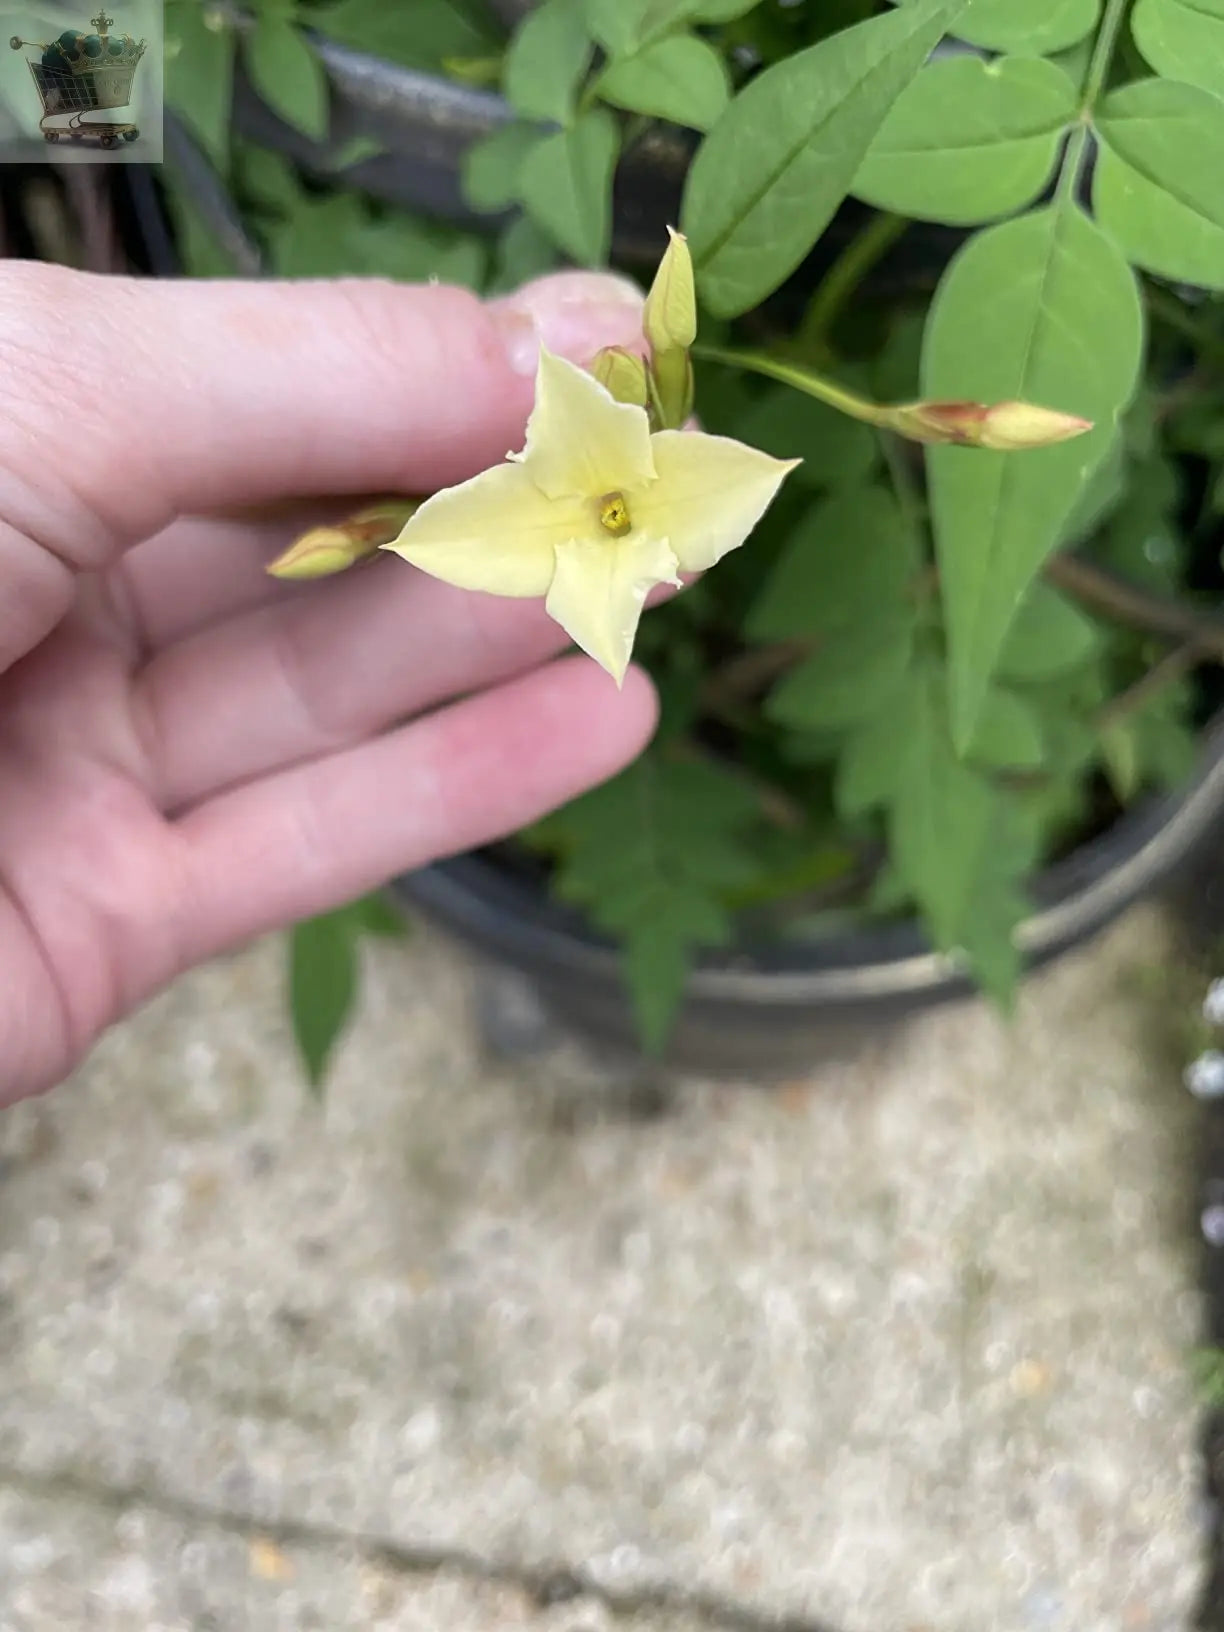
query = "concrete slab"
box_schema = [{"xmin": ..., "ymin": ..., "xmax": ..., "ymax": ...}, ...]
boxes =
[{"xmin": 0, "ymin": 904, "xmax": 1208, "ymax": 1632}]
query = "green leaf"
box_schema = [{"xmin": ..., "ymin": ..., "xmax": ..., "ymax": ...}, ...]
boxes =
[
  {"xmin": 835, "ymin": 705, "xmax": 909, "ymax": 818},
  {"xmin": 1058, "ymin": 431, "xmax": 1127, "ymax": 545},
  {"xmin": 165, "ymin": 2, "xmax": 235, "ymax": 167},
  {"xmin": 462, "ymin": 123, "xmax": 543, "ymax": 212},
  {"xmin": 270, "ymin": 196, "xmax": 487, "ymax": 285},
  {"xmin": 310, "ymin": 0, "xmax": 498, "ymax": 71},
  {"xmin": 537, "ymin": 753, "xmax": 761, "ymax": 1052},
  {"xmin": 996, "ymin": 582, "xmax": 1102, "ymax": 682},
  {"xmin": 1094, "ymin": 78, "xmax": 1224, "ymax": 290},
  {"xmin": 682, "ymin": 0, "xmax": 971, "ymax": 318},
  {"xmin": 754, "ymin": 489, "xmax": 919, "ymax": 733},
  {"xmin": 289, "ymin": 909, "xmax": 359, "ymax": 1090},
  {"xmin": 1101, "ymin": 680, "xmax": 1198, "ymax": 802},
  {"xmin": 1100, "ymin": 719, "xmax": 1142, "ymax": 802},
  {"xmin": 747, "ymin": 486, "xmax": 915, "ymax": 640},
  {"xmin": 487, "ymin": 214, "xmax": 560, "ymax": 293},
  {"xmin": 244, "ymin": 17, "xmax": 329, "ymax": 140},
  {"xmin": 580, "ymin": 0, "xmax": 680, "ymax": 54},
  {"xmin": 162, "ymin": 175, "xmax": 241, "ymax": 278},
  {"xmin": 356, "ymin": 213, "xmax": 488, "ymax": 288},
  {"xmin": 328, "ymin": 134, "xmax": 385, "ymax": 169},
  {"xmin": 967, "ymin": 687, "xmax": 1045, "ymax": 769},
  {"xmin": 504, "ymin": 0, "xmax": 593, "ymax": 124},
  {"xmin": 890, "ymin": 0, "xmax": 1101, "ymax": 53},
  {"xmin": 734, "ymin": 384, "xmax": 878, "ymax": 488},
  {"xmin": 836, "ymin": 661, "xmax": 1032, "ymax": 1000},
  {"xmin": 871, "ymin": 308, "xmax": 927, "ymax": 402},
  {"xmin": 853, "ymin": 56, "xmax": 1078, "ymax": 226},
  {"xmin": 598, "ymin": 33, "xmax": 730, "ymax": 131},
  {"xmin": 234, "ymin": 142, "xmax": 300, "ymax": 213},
  {"xmin": 687, "ymin": 0, "xmax": 763, "ymax": 18},
  {"xmin": 271, "ymin": 193, "xmax": 367, "ymax": 275},
  {"xmin": 520, "ymin": 108, "xmax": 620, "ymax": 264},
  {"xmin": 922, "ymin": 201, "xmax": 1144, "ymax": 748},
  {"xmin": 352, "ymin": 891, "xmax": 408, "ymax": 939},
  {"xmin": 1133, "ymin": 0, "xmax": 1224, "ymax": 98},
  {"xmin": 581, "ymin": 0, "xmax": 759, "ymax": 53},
  {"xmin": 1098, "ymin": 453, "xmax": 1182, "ymax": 589}
]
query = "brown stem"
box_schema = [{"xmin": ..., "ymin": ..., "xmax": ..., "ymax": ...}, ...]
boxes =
[
  {"xmin": 1093, "ymin": 642, "xmax": 1201, "ymax": 732},
  {"xmin": 1044, "ymin": 552, "xmax": 1224, "ymax": 662},
  {"xmin": 699, "ymin": 639, "xmax": 813, "ymax": 714}
]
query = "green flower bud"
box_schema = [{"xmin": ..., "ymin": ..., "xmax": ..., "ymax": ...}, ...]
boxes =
[
  {"xmin": 886, "ymin": 399, "xmax": 1093, "ymax": 450},
  {"xmin": 267, "ymin": 499, "xmax": 422, "ymax": 581},
  {"xmin": 644, "ymin": 226, "xmax": 697, "ymax": 356},
  {"xmin": 591, "ymin": 345, "xmax": 650, "ymax": 408}
]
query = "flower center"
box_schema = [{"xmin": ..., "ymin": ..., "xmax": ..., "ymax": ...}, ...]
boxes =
[{"xmin": 597, "ymin": 491, "xmax": 632, "ymax": 537}]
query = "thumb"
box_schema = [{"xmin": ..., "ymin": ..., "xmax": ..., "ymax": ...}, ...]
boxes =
[{"xmin": 0, "ymin": 262, "xmax": 644, "ymax": 671}]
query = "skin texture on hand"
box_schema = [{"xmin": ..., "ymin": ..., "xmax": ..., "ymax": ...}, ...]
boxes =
[{"xmin": 0, "ymin": 261, "xmax": 657, "ymax": 1102}]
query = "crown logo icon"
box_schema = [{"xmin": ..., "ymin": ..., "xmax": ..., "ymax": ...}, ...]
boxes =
[
  {"xmin": 35, "ymin": 13, "xmax": 147, "ymax": 73},
  {"xmin": 10, "ymin": 10, "xmax": 146, "ymax": 147}
]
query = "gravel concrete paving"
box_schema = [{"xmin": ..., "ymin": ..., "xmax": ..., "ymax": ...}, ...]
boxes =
[
  {"xmin": 0, "ymin": 902, "xmax": 1209, "ymax": 1632},
  {"xmin": 0, "ymin": 1484, "xmax": 695, "ymax": 1631}
]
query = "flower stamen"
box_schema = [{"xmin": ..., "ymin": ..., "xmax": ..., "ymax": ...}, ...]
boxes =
[{"xmin": 598, "ymin": 491, "xmax": 632, "ymax": 537}]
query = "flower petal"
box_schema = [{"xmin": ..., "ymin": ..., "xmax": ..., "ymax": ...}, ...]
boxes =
[
  {"xmin": 545, "ymin": 533, "xmax": 680, "ymax": 686},
  {"xmin": 519, "ymin": 347, "xmax": 656, "ymax": 501},
  {"xmin": 631, "ymin": 431, "xmax": 799, "ymax": 572},
  {"xmin": 384, "ymin": 462, "xmax": 585, "ymax": 597}
]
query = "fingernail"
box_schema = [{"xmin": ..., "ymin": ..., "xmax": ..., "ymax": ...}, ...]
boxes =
[{"xmin": 491, "ymin": 270, "xmax": 645, "ymax": 376}]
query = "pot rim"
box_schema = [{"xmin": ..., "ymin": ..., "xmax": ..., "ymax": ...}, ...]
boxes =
[{"xmin": 399, "ymin": 714, "xmax": 1224, "ymax": 1006}]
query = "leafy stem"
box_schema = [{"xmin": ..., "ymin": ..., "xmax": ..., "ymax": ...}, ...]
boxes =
[
  {"xmin": 1082, "ymin": 0, "xmax": 1132, "ymax": 111},
  {"xmin": 1057, "ymin": 0, "xmax": 1131, "ymax": 200}
]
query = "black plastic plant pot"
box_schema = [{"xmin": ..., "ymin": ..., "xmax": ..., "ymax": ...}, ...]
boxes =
[
  {"xmin": 224, "ymin": 38, "xmax": 1224, "ymax": 1074},
  {"xmin": 230, "ymin": 34, "xmax": 963, "ymax": 291},
  {"xmin": 391, "ymin": 717, "xmax": 1224, "ymax": 1079}
]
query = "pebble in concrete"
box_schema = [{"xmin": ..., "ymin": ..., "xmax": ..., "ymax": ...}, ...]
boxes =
[{"xmin": 0, "ymin": 904, "xmax": 1208, "ymax": 1632}]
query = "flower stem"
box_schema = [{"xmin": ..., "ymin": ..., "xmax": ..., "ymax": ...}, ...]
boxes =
[
  {"xmin": 692, "ymin": 343, "xmax": 892, "ymax": 427},
  {"xmin": 794, "ymin": 210, "xmax": 909, "ymax": 359}
]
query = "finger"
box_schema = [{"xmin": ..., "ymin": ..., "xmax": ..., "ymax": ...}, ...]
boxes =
[
  {"xmin": 115, "ymin": 506, "xmax": 341, "ymax": 652},
  {"xmin": 139, "ymin": 557, "xmax": 568, "ymax": 810},
  {"xmin": 138, "ymin": 540, "xmax": 688, "ymax": 812},
  {"xmin": 173, "ymin": 656, "xmax": 657, "ymax": 967},
  {"xmin": 0, "ymin": 264, "xmax": 645, "ymax": 672}
]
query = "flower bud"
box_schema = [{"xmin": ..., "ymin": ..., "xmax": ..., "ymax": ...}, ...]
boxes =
[
  {"xmin": 267, "ymin": 499, "xmax": 421, "ymax": 580},
  {"xmin": 887, "ymin": 398, "xmax": 1093, "ymax": 450},
  {"xmin": 591, "ymin": 345, "xmax": 650, "ymax": 408},
  {"xmin": 644, "ymin": 226, "xmax": 697, "ymax": 356}
]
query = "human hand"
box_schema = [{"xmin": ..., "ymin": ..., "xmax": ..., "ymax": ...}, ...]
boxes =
[{"xmin": 0, "ymin": 261, "xmax": 656, "ymax": 1101}]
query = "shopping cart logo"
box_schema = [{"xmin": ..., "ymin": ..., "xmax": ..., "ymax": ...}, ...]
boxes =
[{"xmin": 9, "ymin": 10, "xmax": 146, "ymax": 149}]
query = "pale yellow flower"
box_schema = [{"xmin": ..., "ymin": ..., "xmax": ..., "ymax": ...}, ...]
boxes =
[{"xmin": 385, "ymin": 347, "xmax": 798, "ymax": 685}]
